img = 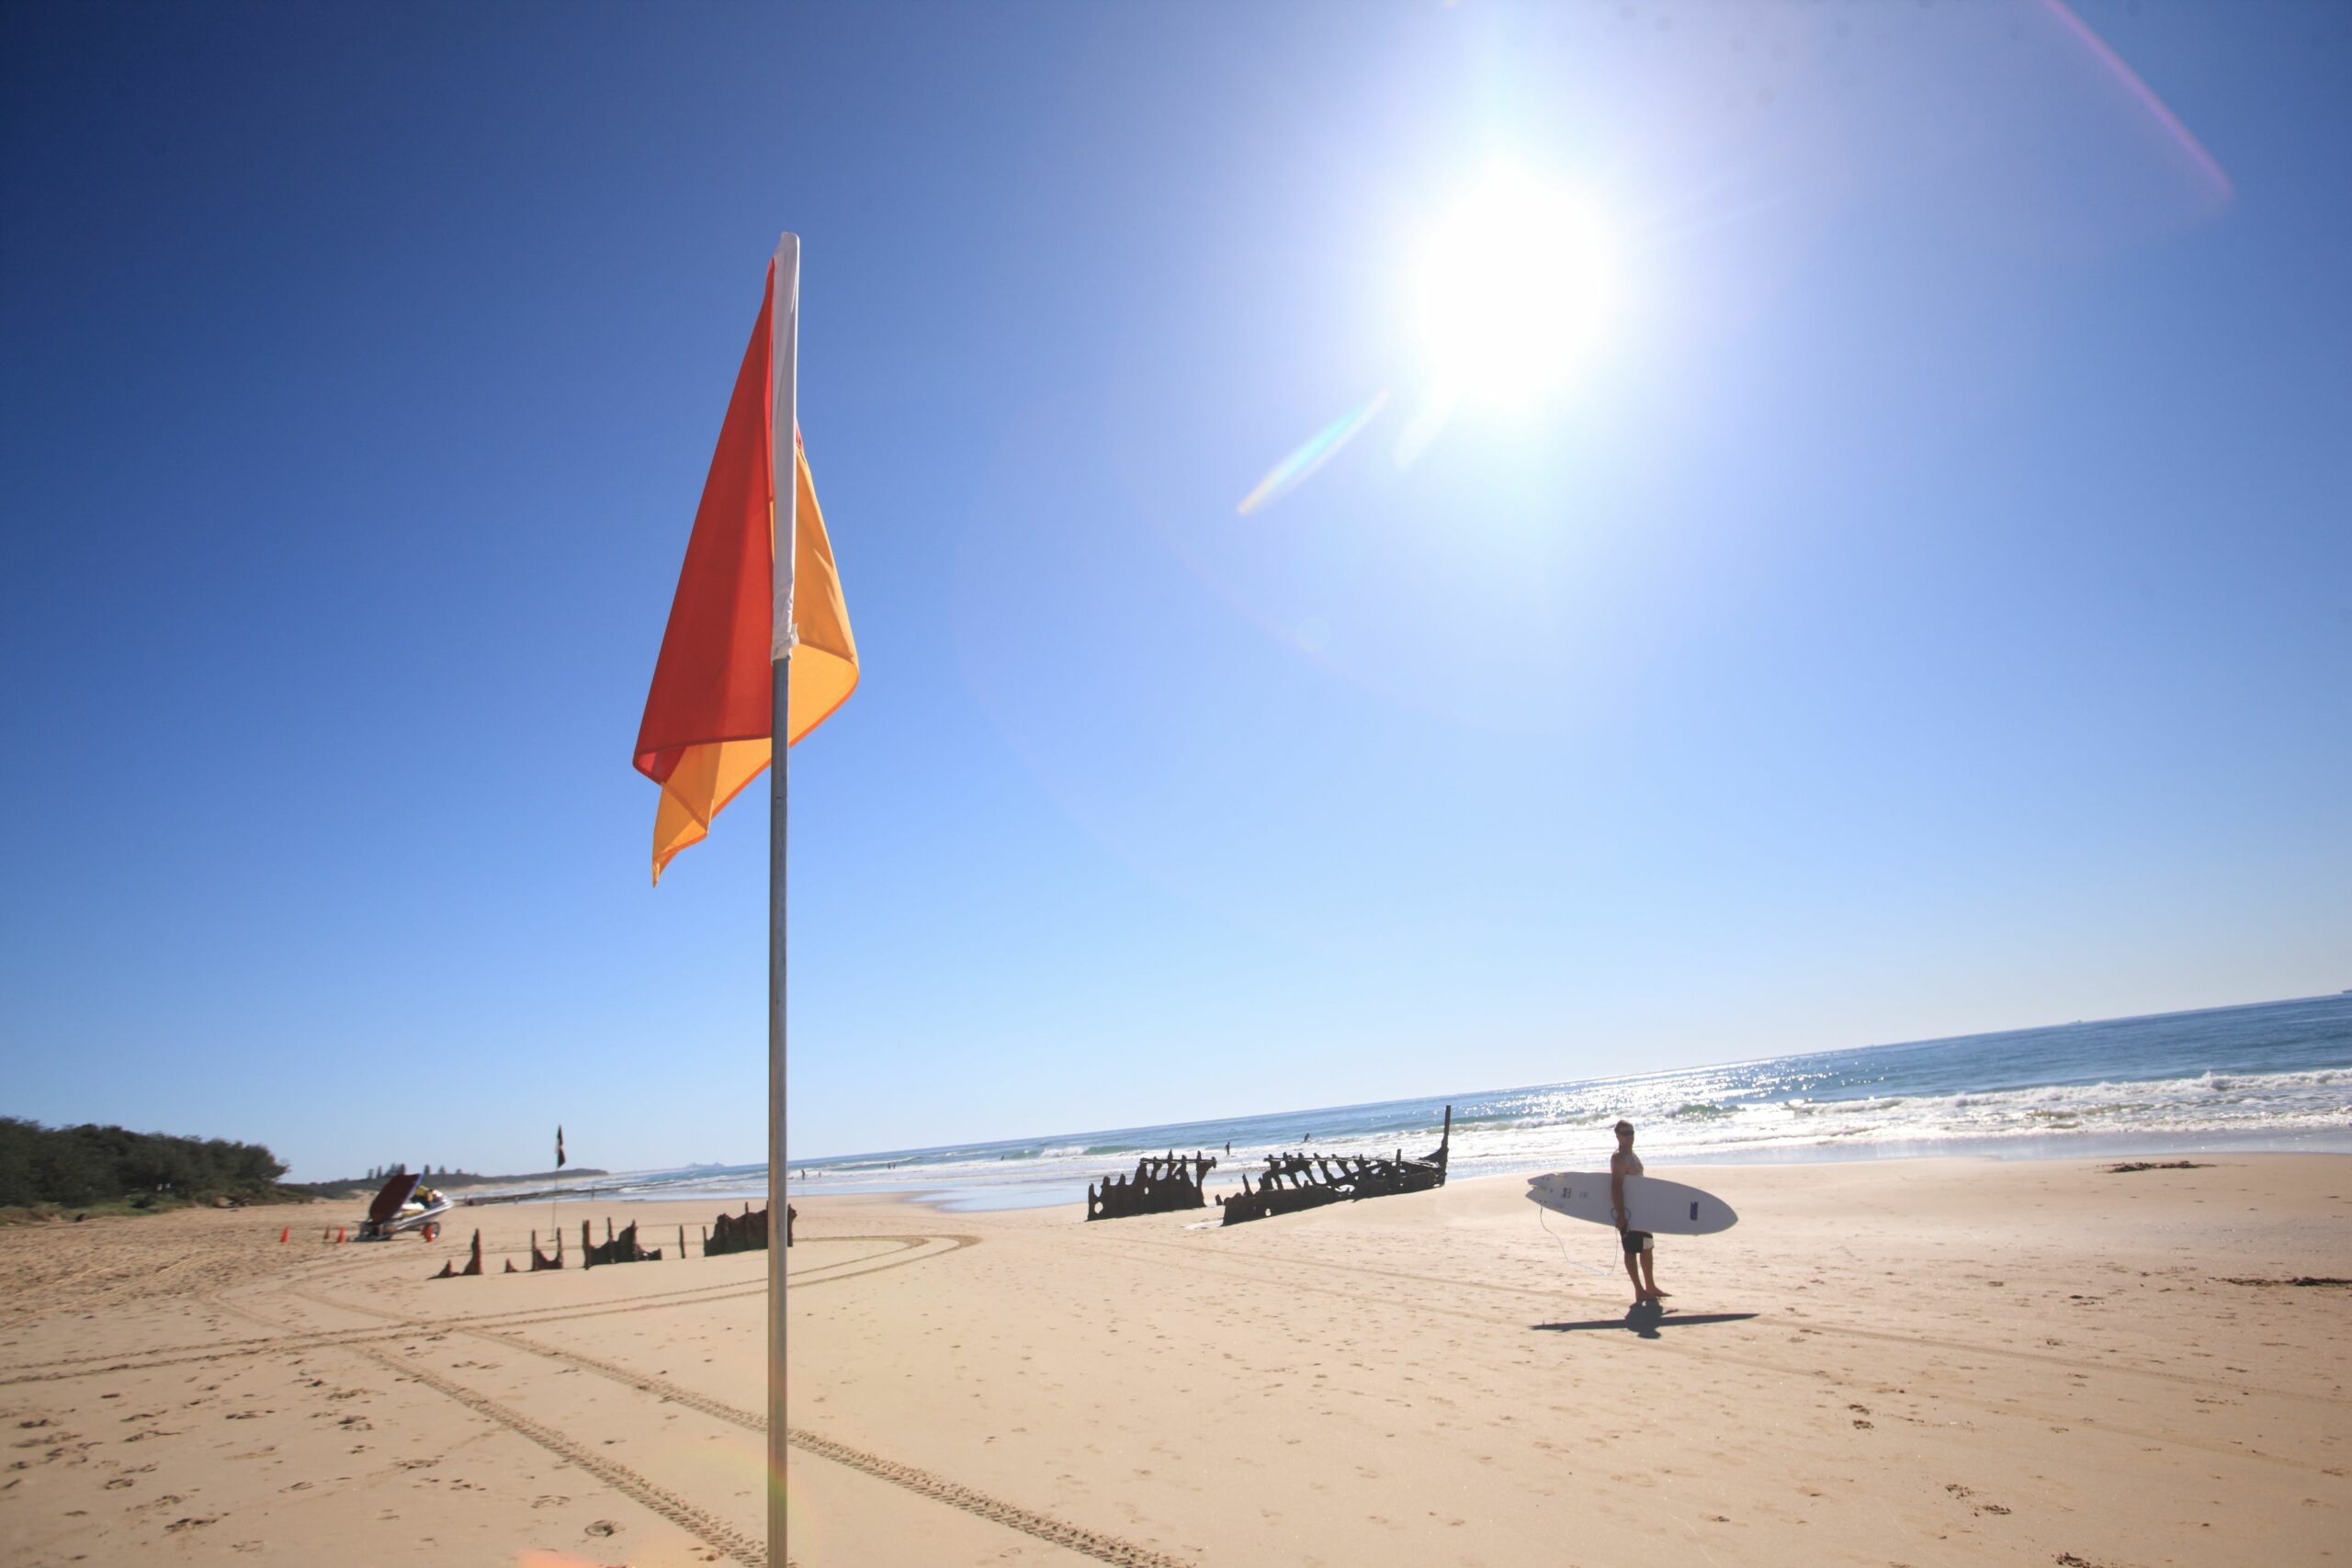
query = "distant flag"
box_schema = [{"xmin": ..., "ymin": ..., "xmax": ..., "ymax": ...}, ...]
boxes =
[
  {"xmin": 633, "ymin": 258, "xmax": 858, "ymax": 883},
  {"xmin": 556, "ymin": 1125, "xmax": 565, "ymax": 1169}
]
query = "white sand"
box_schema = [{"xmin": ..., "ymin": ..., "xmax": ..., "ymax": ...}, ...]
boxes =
[{"xmin": 2, "ymin": 1156, "xmax": 2345, "ymax": 1565}]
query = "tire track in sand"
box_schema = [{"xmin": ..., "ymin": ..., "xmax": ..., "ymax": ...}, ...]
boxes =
[
  {"xmin": 0, "ymin": 1237, "xmax": 975, "ymax": 1386},
  {"xmin": 351, "ymin": 1345, "xmax": 771, "ymax": 1568},
  {"xmin": 230, "ymin": 1247, "xmax": 1194, "ymax": 1568},
  {"xmin": 469, "ymin": 1326, "xmax": 1196, "ymax": 1568},
  {"xmin": 189, "ymin": 1293, "xmax": 778, "ymax": 1566},
  {"xmin": 0, "ymin": 1271, "xmax": 767, "ymax": 1380},
  {"xmin": 0, "ymin": 1286, "xmax": 764, "ymax": 1385}
]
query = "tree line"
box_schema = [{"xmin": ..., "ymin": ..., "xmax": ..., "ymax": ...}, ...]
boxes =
[{"xmin": 0, "ymin": 1117, "xmax": 288, "ymax": 1210}]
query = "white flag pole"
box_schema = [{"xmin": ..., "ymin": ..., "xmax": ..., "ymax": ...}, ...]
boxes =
[{"xmin": 766, "ymin": 230, "xmax": 799, "ymax": 1568}]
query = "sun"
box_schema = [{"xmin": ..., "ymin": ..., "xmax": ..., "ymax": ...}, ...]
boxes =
[{"xmin": 1412, "ymin": 169, "xmax": 1618, "ymax": 408}]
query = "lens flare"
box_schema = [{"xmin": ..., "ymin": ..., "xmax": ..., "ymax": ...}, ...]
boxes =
[
  {"xmin": 1389, "ymin": 388, "xmax": 1459, "ymax": 472},
  {"xmin": 1236, "ymin": 390, "xmax": 1391, "ymax": 515},
  {"xmin": 2041, "ymin": 0, "xmax": 2232, "ymax": 205}
]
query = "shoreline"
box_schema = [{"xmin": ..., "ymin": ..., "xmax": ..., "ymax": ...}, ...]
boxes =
[{"xmin": 777, "ymin": 1126, "xmax": 2352, "ymax": 1212}]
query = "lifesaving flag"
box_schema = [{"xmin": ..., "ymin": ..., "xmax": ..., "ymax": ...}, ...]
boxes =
[{"xmin": 633, "ymin": 256, "xmax": 858, "ymax": 883}]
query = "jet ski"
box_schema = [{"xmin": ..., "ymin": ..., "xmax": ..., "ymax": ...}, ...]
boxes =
[{"xmin": 354, "ymin": 1171, "xmax": 458, "ymax": 1242}]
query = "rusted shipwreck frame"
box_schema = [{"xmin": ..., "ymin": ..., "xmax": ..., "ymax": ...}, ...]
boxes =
[
  {"xmin": 1217, "ymin": 1105, "xmax": 1452, "ymax": 1226},
  {"xmin": 1087, "ymin": 1152, "xmax": 1217, "ymax": 1221}
]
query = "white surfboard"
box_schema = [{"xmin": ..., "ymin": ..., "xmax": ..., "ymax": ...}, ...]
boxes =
[{"xmin": 1527, "ymin": 1171, "xmax": 1737, "ymax": 1236}]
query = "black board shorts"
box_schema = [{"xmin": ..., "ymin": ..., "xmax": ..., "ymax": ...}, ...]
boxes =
[{"xmin": 1621, "ymin": 1228, "xmax": 1654, "ymax": 1256}]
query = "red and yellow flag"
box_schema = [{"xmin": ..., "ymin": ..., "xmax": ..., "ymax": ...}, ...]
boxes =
[{"xmin": 633, "ymin": 262, "xmax": 857, "ymax": 883}]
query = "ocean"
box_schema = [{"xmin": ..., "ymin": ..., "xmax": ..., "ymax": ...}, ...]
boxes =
[{"xmin": 533, "ymin": 992, "xmax": 2352, "ymax": 1213}]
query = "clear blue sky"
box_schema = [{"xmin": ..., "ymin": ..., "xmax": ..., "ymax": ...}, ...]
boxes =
[{"xmin": 3, "ymin": 3, "xmax": 2346, "ymax": 1180}]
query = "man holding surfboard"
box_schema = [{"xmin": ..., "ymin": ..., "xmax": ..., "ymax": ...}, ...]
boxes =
[
  {"xmin": 1611, "ymin": 1121, "xmax": 1668, "ymax": 1305},
  {"xmin": 1526, "ymin": 1139, "xmax": 1735, "ymax": 1293}
]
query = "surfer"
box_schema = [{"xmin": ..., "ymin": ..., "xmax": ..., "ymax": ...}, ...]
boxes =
[{"xmin": 1611, "ymin": 1121, "xmax": 1668, "ymax": 1305}]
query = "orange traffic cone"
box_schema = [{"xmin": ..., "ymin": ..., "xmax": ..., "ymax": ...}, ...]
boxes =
[
  {"xmin": 336, "ymin": 1226, "xmax": 345, "ymax": 1244},
  {"xmin": 278, "ymin": 1226, "xmax": 289, "ymax": 1244}
]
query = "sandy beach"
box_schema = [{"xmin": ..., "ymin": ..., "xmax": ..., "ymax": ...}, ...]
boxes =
[{"xmin": 1, "ymin": 1156, "xmax": 2345, "ymax": 1566}]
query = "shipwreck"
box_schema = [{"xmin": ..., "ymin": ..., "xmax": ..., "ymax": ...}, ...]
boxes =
[
  {"xmin": 1216, "ymin": 1106, "xmax": 1451, "ymax": 1225},
  {"xmin": 1086, "ymin": 1152, "xmax": 1216, "ymax": 1221}
]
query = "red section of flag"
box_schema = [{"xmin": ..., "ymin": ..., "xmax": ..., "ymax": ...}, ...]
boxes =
[{"xmin": 632, "ymin": 265, "xmax": 775, "ymax": 797}]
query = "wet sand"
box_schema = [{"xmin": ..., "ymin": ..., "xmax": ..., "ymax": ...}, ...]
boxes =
[{"xmin": 2, "ymin": 1156, "xmax": 2346, "ymax": 1565}]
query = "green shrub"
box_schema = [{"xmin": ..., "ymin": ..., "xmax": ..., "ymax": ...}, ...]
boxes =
[{"xmin": 0, "ymin": 1117, "xmax": 288, "ymax": 1209}]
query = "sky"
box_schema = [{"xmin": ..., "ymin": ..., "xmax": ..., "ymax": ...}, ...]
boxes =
[{"xmin": 2, "ymin": 2, "xmax": 2346, "ymax": 1181}]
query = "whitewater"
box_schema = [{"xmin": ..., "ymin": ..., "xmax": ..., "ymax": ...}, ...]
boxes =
[{"xmin": 501, "ymin": 992, "xmax": 2352, "ymax": 1212}]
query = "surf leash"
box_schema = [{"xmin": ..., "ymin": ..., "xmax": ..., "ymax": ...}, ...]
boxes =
[{"xmin": 1535, "ymin": 1202, "xmax": 1614, "ymax": 1278}]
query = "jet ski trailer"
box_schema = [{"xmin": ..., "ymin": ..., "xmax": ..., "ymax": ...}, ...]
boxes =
[{"xmin": 355, "ymin": 1171, "xmax": 458, "ymax": 1242}]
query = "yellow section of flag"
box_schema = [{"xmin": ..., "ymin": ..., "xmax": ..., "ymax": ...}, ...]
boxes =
[{"xmin": 644, "ymin": 447, "xmax": 858, "ymax": 880}]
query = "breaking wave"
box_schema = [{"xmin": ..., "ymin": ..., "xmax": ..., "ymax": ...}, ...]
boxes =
[{"xmin": 688, "ymin": 994, "xmax": 2352, "ymax": 1209}]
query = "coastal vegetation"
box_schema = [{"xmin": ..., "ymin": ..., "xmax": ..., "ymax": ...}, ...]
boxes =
[
  {"xmin": 0, "ymin": 1118, "xmax": 612, "ymax": 1220},
  {"xmin": 0, "ymin": 1116, "xmax": 288, "ymax": 1216}
]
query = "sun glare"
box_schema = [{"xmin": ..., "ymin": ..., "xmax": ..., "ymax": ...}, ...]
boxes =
[{"xmin": 1413, "ymin": 171, "xmax": 1617, "ymax": 408}]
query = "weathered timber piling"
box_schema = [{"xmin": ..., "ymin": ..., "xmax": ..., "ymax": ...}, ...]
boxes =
[{"xmin": 431, "ymin": 1228, "xmax": 488, "ymax": 1279}]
